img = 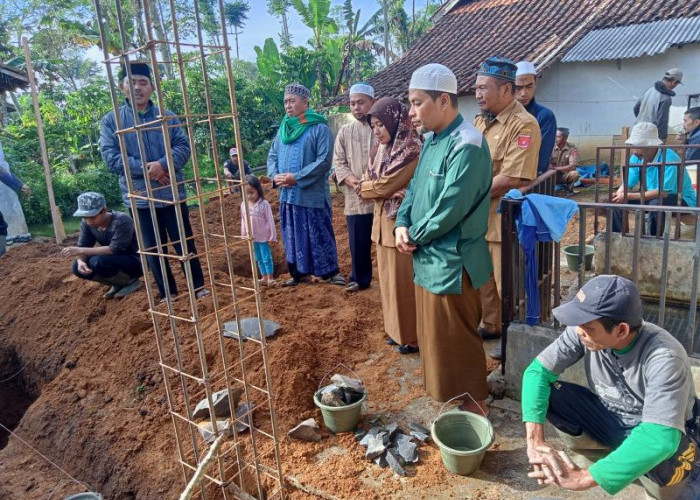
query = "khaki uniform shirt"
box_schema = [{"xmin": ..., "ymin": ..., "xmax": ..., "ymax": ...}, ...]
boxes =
[
  {"xmin": 333, "ymin": 120, "xmax": 375, "ymax": 216},
  {"xmin": 550, "ymin": 142, "xmax": 579, "ymax": 169},
  {"xmin": 474, "ymin": 100, "xmax": 541, "ymax": 242},
  {"xmin": 360, "ymin": 159, "xmax": 418, "ymax": 247}
]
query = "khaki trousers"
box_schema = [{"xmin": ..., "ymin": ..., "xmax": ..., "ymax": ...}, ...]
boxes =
[
  {"xmin": 480, "ymin": 241, "xmax": 502, "ymax": 334},
  {"xmin": 415, "ymin": 270, "xmax": 488, "ymax": 402}
]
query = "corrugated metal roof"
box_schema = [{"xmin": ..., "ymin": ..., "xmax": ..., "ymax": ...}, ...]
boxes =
[{"xmin": 563, "ymin": 16, "xmax": 700, "ymax": 62}]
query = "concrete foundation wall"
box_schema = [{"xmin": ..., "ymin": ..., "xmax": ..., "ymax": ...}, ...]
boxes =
[
  {"xmin": 0, "ymin": 183, "xmax": 28, "ymax": 237},
  {"xmin": 593, "ymin": 233, "xmax": 699, "ymax": 304},
  {"xmin": 505, "ymin": 323, "xmax": 587, "ymax": 400}
]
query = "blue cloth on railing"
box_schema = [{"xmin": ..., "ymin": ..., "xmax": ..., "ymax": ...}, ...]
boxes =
[
  {"xmin": 576, "ymin": 163, "xmax": 610, "ymax": 180},
  {"xmin": 500, "ymin": 190, "xmax": 578, "ymax": 325}
]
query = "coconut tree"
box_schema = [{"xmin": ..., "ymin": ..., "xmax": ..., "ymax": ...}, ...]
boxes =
[
  {"xmin": 333, "ymin": 0, "xmax": 387, "ymax": 95},
  {"xmin": 267, "ymin": 0, "xmax": 292, "ymax": 48},
  {"xmin": 224, "ymin": 1, "xmax": 250, "ymax": 60}
]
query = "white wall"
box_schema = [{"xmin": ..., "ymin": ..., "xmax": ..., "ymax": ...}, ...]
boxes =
[{"xmin": 459, "ymin": 45, "xmax": 700, "ymax": 161}]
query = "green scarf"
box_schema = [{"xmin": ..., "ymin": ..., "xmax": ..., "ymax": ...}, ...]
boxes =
[{"xmin": 279, "ymin": 110, "xmax": 327, "ymax": 144}]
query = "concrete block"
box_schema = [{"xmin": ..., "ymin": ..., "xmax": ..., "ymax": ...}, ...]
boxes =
[
  {"xmin": 505, "ymin": 323, "xmax": 587, "ymax": 400},
  {"xmin": 593, "ymin": 233, "xmax": 698, "ymax": 304}
]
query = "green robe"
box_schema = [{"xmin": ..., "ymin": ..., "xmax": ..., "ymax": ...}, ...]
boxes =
[{"xmin": 395, "ymin": 114, "xmax": 493, "ymax": 294}]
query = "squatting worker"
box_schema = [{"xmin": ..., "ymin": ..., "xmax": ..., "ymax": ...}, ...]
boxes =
[
  {"xmin": 550, "ymin": 127, "xmax": 581, "ymax": 195},
  {"xmin": 100, "ymin": 61, "xmax": 210, "ymax": 303},
  {"xmin": 267, "ymin": 83, "xmax": 345, "ymax": 287},
  {"xmin": 474, "ymin": 57, "xmax": 541, "ymax": 359},
  {"xmin": 515, "ymin": 61, "xmax": 556, "ymax": 175},
  {"xmin": 395, "ymin": 64, "xmax": 493, "ymax": 413},
  {"xmin": 359, "ymin": 96, "xmax": 422, "ymax": 354},
  {"xmin": 62, "ymin": 192, "xmax": 143, "ymax": 299},
  {"xmin": 224, "ymin": 147, "xmax": 251, "ymax": 194},
  {"xmin": 332, "ymin": 82, "xmax": 376, "ymax": 292},
  {"xmin": 522, "ymin": 275, "xmax": 698, "ymax": 498}
]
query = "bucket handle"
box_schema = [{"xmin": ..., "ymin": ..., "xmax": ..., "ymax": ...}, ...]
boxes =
[
  {"xmin": 433, "ymin": 392, "xmax": 494, "ymax": 442},
  {"xmin": 317, "ymin": 362, "xmax": 363, "ymax": 393}
]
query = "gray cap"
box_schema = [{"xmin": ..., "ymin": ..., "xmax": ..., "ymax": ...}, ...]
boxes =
[
  {"xmin": 73, "ymin": 192, "xmax": 106, "ymax": 217},
  {"xmin": 664, "ymin": 68, "xmax": 683, "ymax": 84},
  {"xmin": 552, "ymin": 275, "xmax": 642, "ymax": 326}
]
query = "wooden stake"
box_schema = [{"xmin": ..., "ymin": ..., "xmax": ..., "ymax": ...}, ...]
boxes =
[{"xmin": 22, "ymin": 37, "xmax": 65, "ymax": 244}]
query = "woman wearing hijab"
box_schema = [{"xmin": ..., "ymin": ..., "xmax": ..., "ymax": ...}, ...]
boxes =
[{"xmin": 358, "ymin": 97, "xmax": 423, "ymax": 354}]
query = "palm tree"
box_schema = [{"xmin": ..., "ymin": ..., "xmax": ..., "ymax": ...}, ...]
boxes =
[
  {"xmin": 267, "ymin": 0, "xmax": 292, "ymax": 48},
  {"xmin": 224, "ymin": 1, "xmax": 250, "ymax": 60},
  {"xmin": 333, "ymin": 0, "xmax": 387, "ymax": 95}
]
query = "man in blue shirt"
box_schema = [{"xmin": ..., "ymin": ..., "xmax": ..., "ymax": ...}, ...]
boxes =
[
  {"xmin": 682, "ymin": 107, "xmax": 700, "ymax": 162},
  {"xmin": 516, "ymin": 61, "xmax": 557, "ymax": 175},
  {"xmin": 612, "ymin": 122, "xmax": 697, "ymax": 236},
  {"xmin": 100, "ymin": 61, "xmax": 209, "ymax": 302},
  {"xmin": 267, "ymin": 83, "xmax": 345, "ymax": 287}
]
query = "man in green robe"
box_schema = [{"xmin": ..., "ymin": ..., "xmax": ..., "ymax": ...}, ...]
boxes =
[{"xmin": 395, "ymin": 63, "xmax": 493, "ymax": 413}]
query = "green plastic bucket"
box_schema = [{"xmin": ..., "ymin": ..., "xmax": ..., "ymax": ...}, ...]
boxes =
[
  {"xmin": 431, "ymin": 409, "xmax": 494, "ymax": 476},
  {"xmin": 313, "ymin": 388, "xmax": 366, "ymax": 433},
  {"xmin": 563, "ymin": 244, "xmax": 594, "ymax": 271}
]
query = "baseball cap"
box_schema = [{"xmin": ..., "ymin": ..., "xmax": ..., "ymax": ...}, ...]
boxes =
[
  {"xmin": 229, "ymin": 147, "xmax": 238, "ymax": 156},
  {"xmin": 552, "ymin": 275, "xmax": 643, "ymax": 326},
  {"xmin": 664, "ymin": 68, "xmax": 683, "ymax": 84},
  {"xmin": 73, "ymin": 192, "xmax": 106, "ymax": 217}
]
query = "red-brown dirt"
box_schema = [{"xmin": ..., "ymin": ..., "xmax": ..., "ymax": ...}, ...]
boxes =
[{"xmin": 0, "ymin": 189, "xmax": 503, "ymax": 499}]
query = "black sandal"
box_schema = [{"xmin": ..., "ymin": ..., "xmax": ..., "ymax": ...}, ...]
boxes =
[{"xmin": 397, "ymin": 344, "xmax": 419, "ymax": 355}]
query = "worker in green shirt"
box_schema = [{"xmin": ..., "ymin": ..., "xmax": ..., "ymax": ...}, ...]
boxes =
[
  {"xmin": 522, "ymin": 275, "xmax": 699, "ymax": 498},
  {"xmin": 395, "ymin": 63, "xmax": 493, "ymax": 413}
]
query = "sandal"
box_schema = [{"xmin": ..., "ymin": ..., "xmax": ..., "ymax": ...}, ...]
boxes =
[
  {"xmin": 397, "ymin": 344, "xmax": 419, "ymax": 355},
  {"xmin": 282, "ymin": 278, "xmax": 301, "ymax": 287},
  {"xmin": 386, "ymin": 338, "xmax": 399, "ymax": 346},
  {"xmin": 325, "ymin": 274, "xmax": 346, "ymax": 286}
]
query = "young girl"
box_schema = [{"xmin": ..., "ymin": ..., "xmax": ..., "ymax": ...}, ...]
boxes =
[{"xmin": 241, "ymin": 175, "xmax": 277, "ymax": 285}]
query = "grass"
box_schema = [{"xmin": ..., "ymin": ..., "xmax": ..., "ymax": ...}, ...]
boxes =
[{"xmin": 29, "ymin": 217, "xmax": 82, "ymax": 238}]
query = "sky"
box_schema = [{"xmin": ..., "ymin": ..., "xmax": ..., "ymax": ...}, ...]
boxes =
[{"xmin": 237, "ymin": 0, "xmax": 433, "ymax": 62}]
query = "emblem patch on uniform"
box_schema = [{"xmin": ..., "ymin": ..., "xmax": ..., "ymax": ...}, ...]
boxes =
[
  {"xmin": 576, "ymin": 290, "xmax": 586, "ymax": 302},
  {"xmin": 517, "ymin": 134, "xmax": 531, "ymax": 149}
]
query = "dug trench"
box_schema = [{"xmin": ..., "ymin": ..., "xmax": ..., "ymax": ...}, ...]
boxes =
[{"xmin": 0, "ymin": 191, "xmax": 505, "ymax": 499}]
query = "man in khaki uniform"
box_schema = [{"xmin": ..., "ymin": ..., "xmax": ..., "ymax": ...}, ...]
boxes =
[
  {"xmin": 474, "ymin": 57, "xmax": 541, "ymax": 359},
  {"xmin": 550, "ymin": 127, "xmax": 581, "ymax": 194},
  {"xmin": 333, "ymin": 82, "xmax": 376, "ymax": 292}
]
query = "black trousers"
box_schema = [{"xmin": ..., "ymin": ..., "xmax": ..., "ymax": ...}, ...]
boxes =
[
  {"xmin": 611, "ymin": 194, "xmax": 685, "ymax": 236},
  {"xmin": 547, "ymin": 381, "xmax": 696, "ymax": 488},
  {"xmin": 134, "ymin": 204, "xmax": 204, "ymax": 298},
  {"xmin": 71, "ymin": 254, "xmax": 142, "ymax": 280},
  {"xmin": 346, "ymin": 213, "xmax": 374, "ymax": 289}
]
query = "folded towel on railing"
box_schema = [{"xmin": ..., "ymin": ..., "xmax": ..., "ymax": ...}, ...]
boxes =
[{"xmin": 500, "ymin": 190, "xmax": 578, "ymax": 325}]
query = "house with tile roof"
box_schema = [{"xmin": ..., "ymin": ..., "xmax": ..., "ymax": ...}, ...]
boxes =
[{"xmin": 330, "ymin": 0, "xmax": 700, "ymax": 161}]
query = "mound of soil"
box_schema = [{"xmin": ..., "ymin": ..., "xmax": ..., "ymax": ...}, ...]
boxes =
[{"xmin": 0, "ymin": 189, "xmax": 502, "ymax": 499}]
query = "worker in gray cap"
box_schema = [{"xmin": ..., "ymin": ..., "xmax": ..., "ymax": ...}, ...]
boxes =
[
  {"xmin": 61, "ymin": 192, "xmax": 143, "ymax": 298},
  {"xmin": 522, "ymin": 275, "xmax": 698, "ymax": 499},
  {"xmin": 634, "ymin": 68, "xmax": 683, "ymax": 141},
  {"xmin": 395, "ymin": 63, "xmax": 493, "ymax": 414},
  {"xmin": 267, "ymin": 83, "xmax": 345, "ymax": 287}
]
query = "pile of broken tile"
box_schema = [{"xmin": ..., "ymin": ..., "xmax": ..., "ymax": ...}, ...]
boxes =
[
  {"xmin": 191, "ymin": 386, "xmax": 257, "ymax": 444},
  {"xmin": 354, "ymin": 421, "xmax": 431, "ymax": 476}
]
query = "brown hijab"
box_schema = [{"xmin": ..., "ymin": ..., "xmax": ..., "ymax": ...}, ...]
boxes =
[{"xmin": 367, "ymin": 97, "xmax": 423, "ymax": 219}]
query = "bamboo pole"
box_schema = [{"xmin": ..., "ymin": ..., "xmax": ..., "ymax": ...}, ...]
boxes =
[
  {"xmin": 178, "ymin": 421, "xmax": 229, "ymax": 500},
  {"xmin": 22, "ymin": 37, "xmax": 65, "ymax": 244}
]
